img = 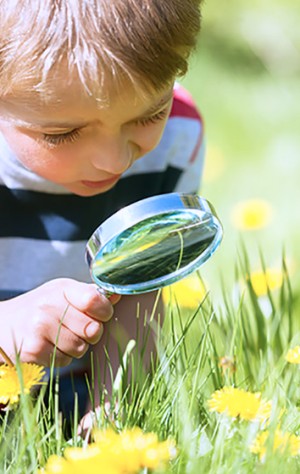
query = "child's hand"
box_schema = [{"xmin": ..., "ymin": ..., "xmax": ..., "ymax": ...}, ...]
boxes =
[
  {"xmin": 78, "ymin": 402, "xmax": 118, "ymax": 440},
  {"xmin": 0, "ymin": 278, "xmax": 121, "ymax": 367}
]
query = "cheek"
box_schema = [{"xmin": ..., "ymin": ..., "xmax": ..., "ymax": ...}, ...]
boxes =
[
  {"xmin": 0, "ymin": 124, "xmax": 37, "ymax": 162},
  {"xmin": 8, "ymin": 136, "xmax": 58, "ymax": 176},
  {"xmin": 0, "ymin": 127, "xmax": 42, "ymax": 170},
  {"xmin": 134, "ymin": 121, "xmax": 168, "ymax": 154},
  {"xmin": 0, "ymin": 126, "xmax": 78, "ymax": 179}
]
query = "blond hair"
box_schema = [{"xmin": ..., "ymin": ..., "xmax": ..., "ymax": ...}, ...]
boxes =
[{"xmin": 0, "ymin": 0, "xmax": 202, "ymax": 104}]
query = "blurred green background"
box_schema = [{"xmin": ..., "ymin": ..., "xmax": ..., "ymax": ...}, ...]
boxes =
[{"xmin": 180, "ymin": 0, "xmax": 300, "ymax": 297}]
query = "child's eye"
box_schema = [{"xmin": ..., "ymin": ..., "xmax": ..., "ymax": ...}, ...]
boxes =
[
  {"xmin": 42, "ymin": 128, "xmax": 81, "ymax": 146},
  {"xmin": 136, "ymin": 109, "xmax": 168, "ymax": 127}
]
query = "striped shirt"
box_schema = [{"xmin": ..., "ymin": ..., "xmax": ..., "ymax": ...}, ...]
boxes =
[{"xmin": 0, "ymin": 84, "xmax": 205, "ymax": 300}]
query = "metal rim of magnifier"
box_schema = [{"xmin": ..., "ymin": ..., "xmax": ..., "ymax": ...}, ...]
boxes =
[{"xmin": 86, "ymin": 193, "xmax": 223, "ymax": 294}]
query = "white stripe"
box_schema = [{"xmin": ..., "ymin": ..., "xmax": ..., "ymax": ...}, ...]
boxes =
[
  {"xmin": 175, "ymin": 139, "xmax": 205, "ymax": 193},
  {"xmin": 0, "ymin": 238, "xmax": 91, "ymax": 292}
]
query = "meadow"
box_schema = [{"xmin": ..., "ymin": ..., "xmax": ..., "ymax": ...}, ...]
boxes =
[{"xmin": 0, "ymin": 1, "xmax": 300, "ymax": 472}]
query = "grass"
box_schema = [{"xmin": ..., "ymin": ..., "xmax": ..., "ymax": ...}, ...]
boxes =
[
  {"xmin": 1, "ymin": 253, "xmax": 300, "ymax": 473},
  {"xmin": 1, "ymin": 2, "xmax": 300, "ymax": 472},
  {"xmin": 0, "ymin": 251, "xmax": 300, "ymax": 474}
]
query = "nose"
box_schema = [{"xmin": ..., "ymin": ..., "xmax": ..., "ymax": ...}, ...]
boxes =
[{"xmin": 90, "ymin": 132, "xmax": 137, "ymax": 175}]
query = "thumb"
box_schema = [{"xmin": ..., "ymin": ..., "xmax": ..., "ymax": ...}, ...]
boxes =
[{"xmin": 63, "ymin": 280, "xmax": 113, "ymax": 320}]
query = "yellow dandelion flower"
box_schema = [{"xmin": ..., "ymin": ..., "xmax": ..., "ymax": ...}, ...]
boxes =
[
  {"xmin": 37, "ymin": 455, "xmax": 75, "ymax": 474},
  {"xmin": 286, "ymin": 346, "xmax": 300, "ymax": 364},
  {"xmin": 208, "ymin": 387, "xmax": 272, "ymax": 422},
  {"xmin": 40, "ymin": 444, "xmax": 120, "ymax": 474},
  {"xmin": 0, "ymin": 363, "xmax": 45, "ymax": 405},
  {"xmin": 39, "ymin": 445, "xmax": 125, "ymax": 474},
  {"xmin": 64, "ymin": 444, "xmax": 119, "ymax": 474},
  {"xmin": 93, "ymin": 428, "xmax": 176, "ymax": 471},
  {"xmin": 231, "ymin": 199, "xmax": 274, "ymax": 230},
  {"xmin": 39, "ymin": 428, "xmax": 176, "ymax": 474},
  {"xmin": 247, "ymin": 268, "xmax": 283, "ymax": 296},
  {"xmin": 251, "ymin": 429, "xmax": 300, "ymax": 460},
  {"xmin": 162, "ymin": 274, "xmax": 207, "ymax": 309}
]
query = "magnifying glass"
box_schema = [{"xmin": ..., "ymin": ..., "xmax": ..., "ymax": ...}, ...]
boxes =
[{"xmin": 86, "ymin": 193, "xmax": 223, "ymax": 295}]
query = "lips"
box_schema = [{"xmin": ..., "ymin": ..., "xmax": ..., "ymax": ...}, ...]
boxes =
[{"xmin": 81, "ymin": 175, "xmax": 121, "ymax": 189}]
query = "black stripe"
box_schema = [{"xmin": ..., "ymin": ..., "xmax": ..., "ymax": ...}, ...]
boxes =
[
  {"xmin": 0, "ymin": 289, "xmax": 23, "ymax": 300},
  {"xmin": 0, "ymin": 168, "xmax": 182, "ymax": 240}
]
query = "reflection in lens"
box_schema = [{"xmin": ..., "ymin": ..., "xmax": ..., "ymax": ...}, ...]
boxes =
[{"xmin": 92, "ymin": 210, "xmax": 217, "ymax": 290}]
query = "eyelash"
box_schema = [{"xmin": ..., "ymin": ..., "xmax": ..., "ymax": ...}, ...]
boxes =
[
  {"xmin": 42, "ymin": 128, "xmax": 81, "ymax": 146},
  {"xmin": 136, "ymin": 109, "xmax": 168, "ymax": 127},
  {"xmin": 41, "ymin": 109, "xmax": 168, "ymax": 146}
]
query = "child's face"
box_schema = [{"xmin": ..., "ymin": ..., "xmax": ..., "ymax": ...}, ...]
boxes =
[{"xmin": 0, "ymin": 79, "xmax": 173, "ymax": 196}]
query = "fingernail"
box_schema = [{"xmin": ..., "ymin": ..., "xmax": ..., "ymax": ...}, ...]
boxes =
[
  {"xmin": 86, "ymin": 321, "xmax": 101, "ymax": 338},
  {"xmin": 78, "ymin": 341, "xmax": 88, "ymax": 353}
]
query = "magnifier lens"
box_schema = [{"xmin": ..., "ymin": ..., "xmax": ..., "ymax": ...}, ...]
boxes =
[
  {"xmin": 92, "ymin": 210, "xmax": 216, "ymax": 287},
  {"xmin": 87, "ymin": 194, "xmax": 222, "ymax": 294}
]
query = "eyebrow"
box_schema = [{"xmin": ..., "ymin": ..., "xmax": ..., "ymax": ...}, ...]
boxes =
[
  {"xmin": 12, "ymin": 90, "xmax": 174, "ymax": 131},
  {"xmin": 134, "ymin": 90, "xmax": 173, "ymax": 119},
  {"xmin": 14, "ymin": 118, "xmax": 90, "ymax": 130}
]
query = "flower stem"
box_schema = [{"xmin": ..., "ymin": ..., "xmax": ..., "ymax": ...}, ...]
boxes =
[{"xmin": 0, "ymin": 347, "xmax": 14, "ymax": 367}]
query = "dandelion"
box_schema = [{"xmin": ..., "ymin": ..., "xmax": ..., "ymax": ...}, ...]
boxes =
[
  {"xmin": 37, "ymin": 455, "xmax": 76, "ymax": 474},
  {"xmin": 0, "ymin": 362, "xmax": 46, "ymax": 405},
  {"xmin": 162, "ymin": 274, "xmax": 207, "ymax": 309},
  {"xmin": 251, "ymin": 428, "xmax": 300, "ymax": 460},
  {"xmin": 231, "ymin": 199, "xmax": 274, "ymax": 230},
  {"xmin": 38, "ymin": 428, "xmax": 176, "ymax": 474},
  {"xmin": 247, "ymin": 268, "xmax": 283, "ymax": 296},
  {"xmin": 208, "ymin": 386, "xmax": 272, "ymax": 422},
  {"xmin": 95, "ymin": 428, "xmax": 175, "ymax": 471},
  {"xmin": 286, "ymin": 346, "xmax": 300, "ymax": 364}
]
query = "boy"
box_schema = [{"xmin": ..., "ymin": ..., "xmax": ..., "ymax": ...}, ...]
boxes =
[{"xmin": 0, "ymin": 0, "xmax": 204, "ymax": 418}]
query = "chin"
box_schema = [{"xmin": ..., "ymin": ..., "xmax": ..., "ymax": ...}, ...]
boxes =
[{"xmin": 67, "ymin": 188, "xmax": 105, "ymax": 197}]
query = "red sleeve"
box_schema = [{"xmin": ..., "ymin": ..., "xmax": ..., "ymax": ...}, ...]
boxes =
[
  {"xmin": 170, "ymin": 84, "xmax": 204, "ymax": 164},
  {"xmin": 170, "ymin": 84, "xmax": 204, "ymax": 123}
]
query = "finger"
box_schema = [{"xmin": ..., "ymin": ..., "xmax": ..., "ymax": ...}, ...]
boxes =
[
  {"xmin": 47, "ymin": 346, "xmax": 74, "ymax": 368},
  {"xmin": 44, "ymin": 323, "xmax": 89, "ymax": 359},
  {"xmin": 63, "ymin": 282, "xmax": 114, "ymax": 322},
  {"xmin": 77, "ymin": 409, "xmax": 98, "ymax": 437},
  {"xmin": 59, "ymin": 306, "xmax": 104, "ymax": 344},
  {"xmin": 24, "ymin": 338, "xmax": 73, "ymax": 368},
  {"xmin": 108, "ymin": 293, "xmax": 122, "ymax": 305}
]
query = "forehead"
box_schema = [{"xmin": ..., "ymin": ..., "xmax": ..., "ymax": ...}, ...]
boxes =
[
  {"xmin": 0, "ymin": 74, "xmax": 173, "ymax": 127},
  {"xmin": 1, "ymin": 56, "xmax": 171, "ymax": 108},
  {"xmin": 4, "ymin": 74, "xmax": 133, "ymax": 109}
]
